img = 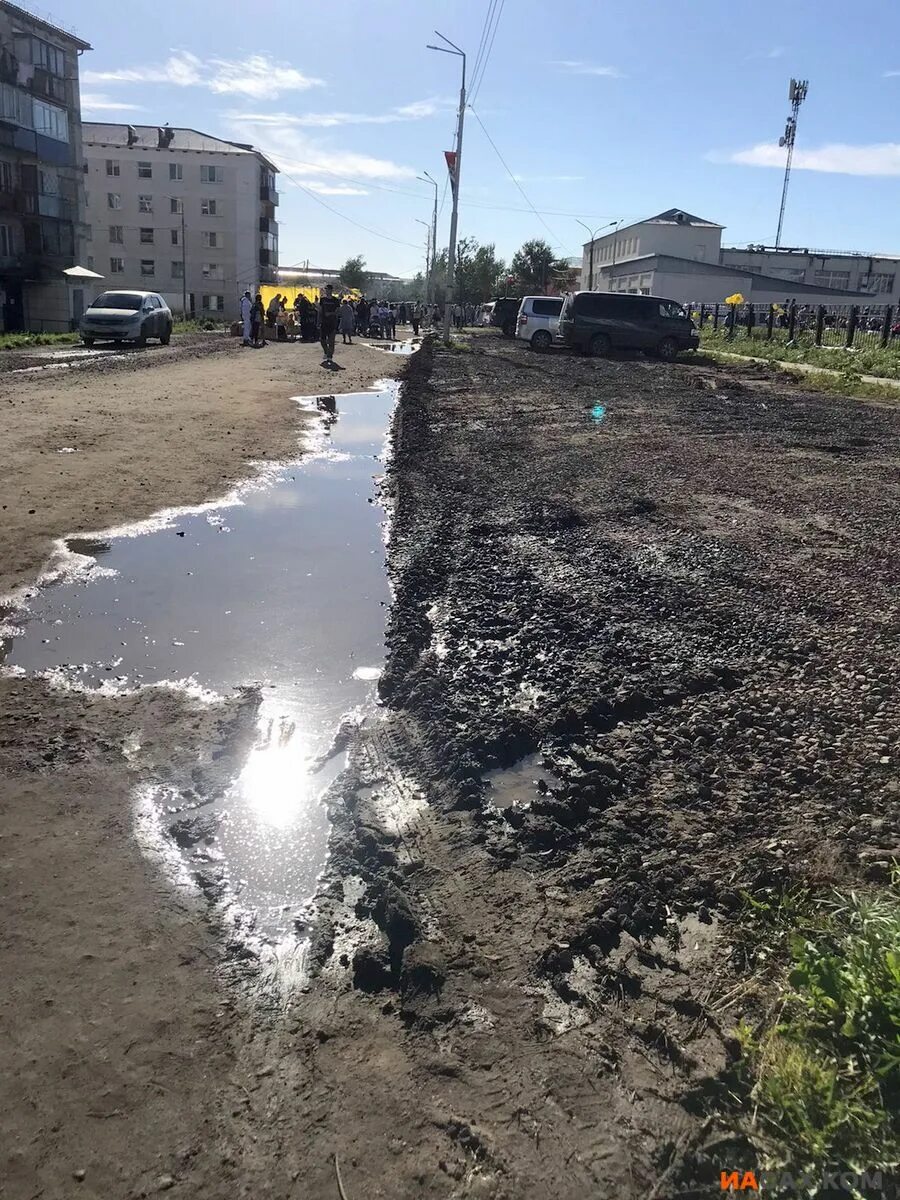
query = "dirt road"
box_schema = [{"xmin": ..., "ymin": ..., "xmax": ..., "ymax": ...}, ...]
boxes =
[
  {"xmin": 0, "ymin": 334, "xmax": 393, "ymax": 598},
  {"xmin": 2, "ymin": 335, "xmax": 899, "ymax": 1197}
]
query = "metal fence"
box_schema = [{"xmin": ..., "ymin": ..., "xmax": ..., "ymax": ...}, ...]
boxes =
[{"xmin": 692, "ymin": 301, "xmax": 898, "ymax": 354}]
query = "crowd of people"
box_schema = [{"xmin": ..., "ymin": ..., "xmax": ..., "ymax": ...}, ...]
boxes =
[{"xmin": 237, "ymin": 287, "xmax": 462, "ymax": 366}]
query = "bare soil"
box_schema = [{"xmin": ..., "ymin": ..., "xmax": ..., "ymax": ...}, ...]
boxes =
[{"xmin": 2, "ymin": 335, "xmax": 899, "ymax": 1198}]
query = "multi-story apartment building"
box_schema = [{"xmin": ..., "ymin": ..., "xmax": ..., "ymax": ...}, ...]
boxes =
[
  {"xmin": 0, "ymin": 2, "xmax": 91, "ymax": 332},
  {"xmin": 83, "ymin": 123, "xmax": 278, "ymax": 320}
]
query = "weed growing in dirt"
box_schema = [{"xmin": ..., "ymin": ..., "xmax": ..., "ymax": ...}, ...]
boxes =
[
  {"xmin": 689, "ymin": 350, "xmax": 900, "ymax": 403},
  {"xmin": 699, "ymin": 328, "xmax": 900, "ymax": 381},
  {"xmin": 0, "ymin": 331, "xmax": 79, "ymax": 349},
  {"xmin": 736, "ymin": 875, "xmax": 900, "ymax": 1178}
]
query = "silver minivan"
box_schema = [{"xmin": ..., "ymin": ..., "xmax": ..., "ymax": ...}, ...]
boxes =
[
  {"xmin": 515, "ymin": 295, "xmax": 563, "ymax": 351},
  {"xmin": 80, "ymin": 290, "xmax": 173, "ymax": 346}
]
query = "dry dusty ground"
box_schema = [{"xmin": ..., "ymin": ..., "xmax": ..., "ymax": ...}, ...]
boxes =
[{"xmin": 1, "ymin": 334, "xmax": 899, "ymax": 1199}]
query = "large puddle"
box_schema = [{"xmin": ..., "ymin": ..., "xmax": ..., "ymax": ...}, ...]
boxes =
[{"xmin": 1, "ymin": 380, "xmax": 399, "ymax": 944}]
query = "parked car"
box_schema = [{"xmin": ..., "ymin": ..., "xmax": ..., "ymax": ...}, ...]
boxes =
[
  {"xmin": 515, "ymin": 295, "xmax": 564, "ymax": 351},
  {"xmin": 557, "ymin": 292, "xmax": 699, "ymax": 360},
  {"xmin": 80, "ymin": 290, "xmax": 173, "ymax": 347},
  {"xmin": 489, "ymin": 297, "xmax": 524, "ymax": 337}
]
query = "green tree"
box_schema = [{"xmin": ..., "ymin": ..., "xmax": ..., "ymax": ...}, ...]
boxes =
[
  {"xmin": 458, "ymin": 232, "xmax": 508, "ymax": 300},
  {"xmin": 339, "ymin": 255, "xmax": 368, "ymax": 290},
  {"xmin": 509, "ymin": 238, "xmax": 569, "ymax": 294}
]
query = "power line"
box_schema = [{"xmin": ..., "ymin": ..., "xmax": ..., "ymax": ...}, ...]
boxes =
[
  {"xmin": 469, "ymin": 0, "xmax": 498, "ymax": 91},
  {"xmin": 467, "ymin": 104, "xmax": 564, "ymax": 248},
  {"xmin": 277, "ymin": 164, "xmax": 421, "ymax": 249},
  {"xmin": 469, "ymin": 0, "xmax": 505, "ymax": 104}
]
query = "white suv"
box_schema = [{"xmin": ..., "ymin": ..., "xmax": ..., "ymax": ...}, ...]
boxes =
[{"xmin": 515, "ymin": 295, "xmax": 563, "ymax": 351}]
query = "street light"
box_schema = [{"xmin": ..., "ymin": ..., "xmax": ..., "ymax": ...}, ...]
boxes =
[
  {"xmin": 576, "ymin": 219, "xmax": 621, "ymax": 291},
  {"xmin": 415, "ymin": 218, "xmax": 431, "ymax": 299},
  {"xmin": 427, "ymin": 31, "xmax": 466, "ymax": 344},
  {"xmin": 417, "ymin": 172, "xmax": 439, "ymax": 305}
]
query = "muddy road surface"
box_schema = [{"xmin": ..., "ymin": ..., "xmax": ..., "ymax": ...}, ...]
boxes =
[{"xmin": 1, "ymin": 334, "xmax": 899, "ymax": 1198}]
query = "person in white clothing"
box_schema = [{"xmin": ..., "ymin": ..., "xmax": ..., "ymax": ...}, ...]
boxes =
[{"xmin": 239, "ymin": 290, "xmax": 252, "ymax": 345}]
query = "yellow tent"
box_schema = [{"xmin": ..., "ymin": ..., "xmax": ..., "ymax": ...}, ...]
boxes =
[{"xmin": 260, "ymin": 284, "xmax": 360, "ymax": 309}]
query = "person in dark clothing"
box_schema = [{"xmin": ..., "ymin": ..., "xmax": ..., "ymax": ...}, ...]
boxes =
[
  {"xmin": 388, "ymin": 304, "xmax": 397, "ymax": 339},
  {"xmin": 318, "ymin": 283, "xmax": 340, "ymax": 364},
  {"xmin": 356, "ymin": 297, "xmax": 370, "ymax": 336},
  {"xmin": 250, "ymin": 292, "xmax": 265, "ymax": 347}
]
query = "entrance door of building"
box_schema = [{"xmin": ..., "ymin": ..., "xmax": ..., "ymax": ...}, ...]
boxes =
[{"xmin": 2, "ymin": 281, "xmax": 24, "ymax": 331}]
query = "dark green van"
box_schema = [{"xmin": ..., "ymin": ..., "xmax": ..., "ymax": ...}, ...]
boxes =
[{"xmin": 557, "ymin": 291, "xmax": 699, "ymax": 360}]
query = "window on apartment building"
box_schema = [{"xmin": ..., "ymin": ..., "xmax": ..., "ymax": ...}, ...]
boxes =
[
  {"xmin": 169, "ymin": 162, "xmax": 183, "ymax": 181},
  {"xmin": 109, "ymin": 224, "xmax": 124, "ymax": 243},
  {"xmin": 140, "ymin": 259, "xmax": 155, "ymax": 276},
  {"xmin": 200, "ymin": 165, "xmax": 224, "ymax": 184},
  {"xmin": 172, "ymin": 260, "xmax": 184, "ymax": 278},
  {"xmin": 107, "ymin": 192, "xmax": 121, "ymax": 209},
  {"xmin": 170, "ymin": 197, "xmax": 183, "ymax": 214},
  {"xmin": 106, "ymin": 159, "xmax": 120, "ymax": 177},
  {"xmin": 171, "ymin": 228, "xmax": 179, "ymax": 245},
  {"xmin": 137, "ymin": 161, "xmax": 152, "ymax": 179},
  {"xmin": 0, "ymin": 224, "xmax": 11, "ymax": 257},
  {"xmin": 202, "ymin": 294, "xmax": 225, "ymax": 311},
  {"xmin": 138, "ymin": 195, "xmax": 153, "ymax": 213},
  {"xmin": 202, "ymin": 231, "xmax": 218, "ymax": 248},
  {"xmin": 201, "ymin": 199, "xmax": 218, "ymax": 216},
  {"xmin": 33, "ymin": 99, "xmax": 68, "ymax": 142},
  {"xmin": 33, "ymin": 38, "xmax": 65, "ymax": 76},
  {"xmin": 140, "ymin": 227, "xmax": 154, "ymax": 244},
  {"xmin": 202, "ymin": 263, "xmax": 222, "ymax": 278},
  {"xmin": 0, "ymin": 160, "xmax": 13, "ymax": 192},
  {"xmin": 110, "ymin": 256, "xmax": 124, "ymax": 273}
]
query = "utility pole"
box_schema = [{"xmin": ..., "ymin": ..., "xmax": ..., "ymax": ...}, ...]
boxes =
[
  {"xmin": 422, "ymin": 171, "xmax": 438, "ymax": 305},
  {"xmin": 180, "ymin": 206, "xmax": 187, "ymax": 320},
  {"xmin": 609, "ymin": 218, "xmax": 623, "ymax": 286},
  {"xmin": 427, "ymin": 31, "xmax": 465, "ymax": 345},
  {"xmin": 415, "ymin": 218, "xmax": 431, "ymax": 301},
  {"xmin": 776, "ymin": 78, "xmax": 808, "ymax": 248}
]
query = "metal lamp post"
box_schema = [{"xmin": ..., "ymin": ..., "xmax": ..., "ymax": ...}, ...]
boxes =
[
  {"xmin": 417, "ymin": 171, "xmax": 439, "ymax": 304},
  {"xmin": 415, "ymin": 218, "xmax": 431, "ymax": 300},
  {"xmin": 427, "ymin": 32, "xmax": 466, "ymax": 345},
  {"xmin": 576, "ymin": 219, "xmax": 621, "ymax": 291}
]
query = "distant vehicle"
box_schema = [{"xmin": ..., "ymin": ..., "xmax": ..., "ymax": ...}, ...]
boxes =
[
  {"xmin": 515, "ymin": 295, "xmax": 564, "ymax": 351},
  {"xmin": 489, "ymin": 297, "xmax": 523, "ymax": 337},
  {"xmin": 80, "ymin": 290, "xmax": 173, "ymax": 347},
  {"xmin": 557, "ymin": 292, "xmax": 699, "ymax": 360}
]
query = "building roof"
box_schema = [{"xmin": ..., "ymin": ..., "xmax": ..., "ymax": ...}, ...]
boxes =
[
  {"xmin": 83, "ymin": 122, "xmax": 277, "ymax": 172},
  {"xmin": 644, "ymin": 208, "xmax": 724, "ymax": 229},
  {"xmin": 1, "ymin": 1, "xmax": 91, "ymax": 49}
]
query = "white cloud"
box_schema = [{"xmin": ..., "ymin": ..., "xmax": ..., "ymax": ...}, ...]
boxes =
[
  {"xmin": 747, "ymin": 45, "xmax": 785, "ymax": 59},
  {"xmin": 296, "ymin": 182, "xmax": 369, "ymax": 196},
  {"xmin": 83, "ymin": 51, "xmax": 323, "ymax": 99},
  {"xmin": 552, "ymin": 60, "xmax": 623, "ymax": 78},
  {"xmin": 884, "ymin": 70, "xmax": 900, "ymax": 77},
  {"xmin": 80, "ymin": 91, "xmax": 145, "ymax": 113},
  {"xmin": 721, "ymin": 141, "xmax": 900, "ymax": 176},
  {"xmin": 225, "ymin": 98, "xmax": 448, "ymax": 128}
]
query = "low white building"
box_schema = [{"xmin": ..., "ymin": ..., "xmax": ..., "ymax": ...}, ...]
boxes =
[
  {"xmin": 82, "ymin": 122, "xmax": 278, "ymax": 319},
  {"xmin": 582, "ymin": 209, "xmax": 882, "ymax": 307}
]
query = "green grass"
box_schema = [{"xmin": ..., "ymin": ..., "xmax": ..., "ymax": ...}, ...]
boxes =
[
  {"xmin": 699, "ymin": 327, "xmax": 900, "ymax": 381},
  {"xmin": 735, "ymin": 877, "xmax": 900, "ymax": 1178},
  {"xmin": 0, "ymin": 330, "xmax": 79, "ymax": 350},
  {"xmin": 690, "ymin": 347, "xmax": 900, "ymax": 404},
  {"xmin": 172, "ymin": 317, "xmax": 222, "ymax": 334}
]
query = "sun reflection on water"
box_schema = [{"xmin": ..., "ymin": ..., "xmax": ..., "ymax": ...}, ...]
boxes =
[{"xmin": 236, "ymin": 715, "xmax": 317, "ymax": 829}]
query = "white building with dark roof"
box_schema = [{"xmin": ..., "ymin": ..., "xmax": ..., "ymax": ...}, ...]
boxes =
[
  {"xmin": 82, "ymin": 122, "xmax": 278, "ymax": 318},
  {"xmin": 582, "ymin": 208, "xmax": 884, "ymax": 307}
]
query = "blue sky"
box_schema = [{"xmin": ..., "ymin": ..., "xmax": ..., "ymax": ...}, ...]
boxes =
[{"xmin": 67, "ymin": 0, "xmax": 900, "ymax": 276}]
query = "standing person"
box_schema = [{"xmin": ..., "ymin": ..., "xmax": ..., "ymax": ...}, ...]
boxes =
[
  {"xmin": 239, "ymin": 289, "xmax": 252, "ymax": 345},
  {"xmin": 318, "ymin": 283, "xmax": 340, "ymax": 365},
  {"xmin": 356, "ymin": 295, "xmax": 369, "ymax": 336},
  {"xmin": 411, "ymin": 300, "xmax": 421, "ymax": 336},
  {"xmin": 266, "ymin": 293, "xmax": 281, "ymax": 330},
  {"xmin": 388, "ymin": 304, "xmax": 397, "ymax": 339},
  {"xmin": 251, "ymin": 292, "xmax": 265, "ymax": 347},
  {"xmin": 340, "ymin": 296, "xmax": 355, "ymax": 344}
]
